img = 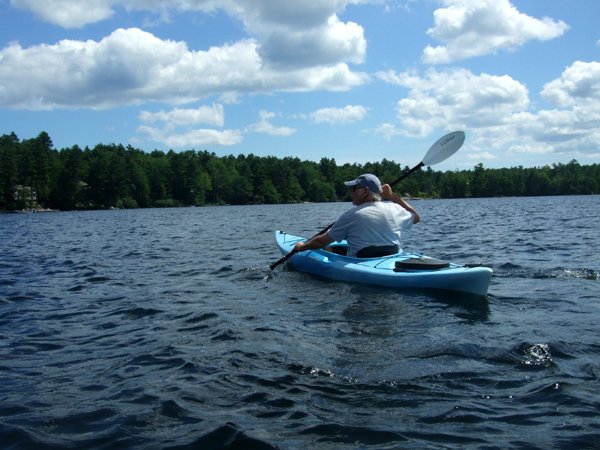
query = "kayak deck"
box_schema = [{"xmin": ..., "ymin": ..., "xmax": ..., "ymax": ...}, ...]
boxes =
[{"xmin": 275, "ymin": 230, "xmax": 492, "ymax": 296}]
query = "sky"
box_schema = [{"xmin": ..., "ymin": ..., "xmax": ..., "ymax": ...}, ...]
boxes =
[{"xmin": 1, "ymin": 0, "xmax": 599, "ymax": 171}]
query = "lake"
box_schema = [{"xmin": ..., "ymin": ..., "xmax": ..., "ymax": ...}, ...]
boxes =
[{"xmin": 1, "ymin": 196, "xmax": 599, "ymax": 449}]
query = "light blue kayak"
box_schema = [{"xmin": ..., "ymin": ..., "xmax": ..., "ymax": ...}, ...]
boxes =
[{"xmin": 275, "ymin": 230, "xmax": 493, "ymax": 296}]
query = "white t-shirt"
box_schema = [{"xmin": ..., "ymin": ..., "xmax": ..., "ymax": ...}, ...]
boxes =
[{"xmin": 328, "ymin": 201, "xmax": 414, "ymax": 257}]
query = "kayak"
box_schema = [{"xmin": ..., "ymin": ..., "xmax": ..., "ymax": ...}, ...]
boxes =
[{"xmin": 274, "ymin": 230, "xmax": 493, "ymax": 296}]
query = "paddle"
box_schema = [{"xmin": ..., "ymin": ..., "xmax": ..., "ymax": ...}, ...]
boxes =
[{"xmin": 269, "ymin": 130, "xmax": 466, "ymax": 270}]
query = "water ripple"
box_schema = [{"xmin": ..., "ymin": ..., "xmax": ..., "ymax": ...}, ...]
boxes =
[{"xmin": 1, "ymin": 199, "xmax": 599, "ymax": 449}]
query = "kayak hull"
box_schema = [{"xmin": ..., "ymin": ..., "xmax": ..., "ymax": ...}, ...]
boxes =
[{"xmin": 275, "ymin": 230, "xmax": 492, "ymax": 297}]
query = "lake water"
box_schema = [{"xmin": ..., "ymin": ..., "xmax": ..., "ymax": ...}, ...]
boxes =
[{"xmin": 1, "ymin": 196, "xmax": 599, "ymax": 449}]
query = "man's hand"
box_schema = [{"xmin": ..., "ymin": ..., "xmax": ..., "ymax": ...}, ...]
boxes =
[
  {"xmin": 293, "ymin": 241, "xmax": 306, "ymax": 252},
  {"xmin": 381, "ymin": 183, "xmax": 394, "ymax": 200}
]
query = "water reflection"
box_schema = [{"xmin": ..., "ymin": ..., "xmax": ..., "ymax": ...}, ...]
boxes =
[{"xmin": 327, "ymin": 285, "xmax": 491, "ymax": 383}]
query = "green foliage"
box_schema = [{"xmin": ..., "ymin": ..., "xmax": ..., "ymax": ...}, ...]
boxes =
[
  {"xmin": 0, "ymin": 133, "xmax": 19, "ymax": 210},
  {"xmin": 1, "ymin": 131, "xmax": 599, "ymax": 211}
]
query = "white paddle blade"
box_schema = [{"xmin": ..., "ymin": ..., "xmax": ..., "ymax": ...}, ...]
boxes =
[{"xmin": 422, "ymin": 131, "xmax": 465, "ymax": 166}]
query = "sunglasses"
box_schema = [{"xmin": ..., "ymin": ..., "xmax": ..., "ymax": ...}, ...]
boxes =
[{"xmin": 352, "ymin": 185, "xmax": 365, "ymax": 192}]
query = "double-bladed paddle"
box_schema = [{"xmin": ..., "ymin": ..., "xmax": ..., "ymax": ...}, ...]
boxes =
[{"xmin": 269, "ymin": 130, "xmax": 466, "ymax": 270}]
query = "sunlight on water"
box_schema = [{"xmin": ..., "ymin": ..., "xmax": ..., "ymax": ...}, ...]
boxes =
[
  {"xmin": 522, "ymin": 344, "xmax": 553, "ymax": 367},
  {"xmin": 552, "ymin": 268, "xmax": 599, "ymax": 280}
]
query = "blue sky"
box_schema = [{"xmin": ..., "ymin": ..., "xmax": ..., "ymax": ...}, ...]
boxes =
[{"xmin": 1, "ymin": 0, "xmax": 599, "ymax": 171}]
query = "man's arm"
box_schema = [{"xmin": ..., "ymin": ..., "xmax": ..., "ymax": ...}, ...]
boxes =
[
  {"xmin": 293, "ymin": 232, "xmax": 335, "ymax": 252},
  {"xmin": 381, "ymin": 184, "xmax": 420, "ymax": 224}
]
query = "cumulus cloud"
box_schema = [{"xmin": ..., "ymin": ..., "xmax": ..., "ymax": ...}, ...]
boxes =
[
  {"xmin": 466, "ymin": 151, "xmax": 496, "ymax": 161},
  {"xmin": 1, "ymin": 1, "xmax": 370, "ymax": 110},
  {"xmin": 511, "ymin": 62, "xmax": 600, "ymax": 155},
  {"xmin": 257, "ymin": 15, "xmax": 366, "ymax": 69},
  {"xmin": 310, "ymin": 104, "xmax": 367, "ymax": 124},
  {"xmin": 137, "ymin": 125, "xmax": 242, "ymax": 148},
  {"xmin": 541, "ymin": 61, "xmax": 600, "ymax": 107},
  {"xmin": 9, "ymin": 0, "xmax": 367, "ymax": 69},
  {"xmin": 377, "ymin": 68, "xmax": 529, "ymax": 136},
  {"xmin": 0, "ymin": 27, "xmax": 367, "ymax": 110},
  {"xmin": 10, "ymin": 0, "xmax": 234, "ymax": 28},
  {"xmin": 139, "ymin": 104, "xmax": 225, "ymax": 127},
  {"xmin": 136, "ymin": 103, "xmax": 240, "ymax": 148},
  {"xmin": 374, "ymin": 123, "xmax": 402, "ymax": 141},
  {"xmin": 248, "ymin": 110, "xmax": 296, "ymax": 136},
  {"xmin": 377, "ymin": 65, "xmax": 600, "ymax": 160},
  {"xmin": 423, "ymin": 0, "xmax": 568, "ymax": 64},
  {"xmin": 510, "ymin": 86, "xmax": 600, "ymax": 155},
  {"xmin": 11, "ymin": 0, "xmax": 115, "ymax": 28},
  {"xmin": 137, "ymin": 106, "xmax": 297, "ymax": 148}
]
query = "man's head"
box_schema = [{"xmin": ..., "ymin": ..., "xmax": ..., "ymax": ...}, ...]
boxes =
[{"xmin": 344, "ymin": 174, "xmax": 382, "ymax": 205}]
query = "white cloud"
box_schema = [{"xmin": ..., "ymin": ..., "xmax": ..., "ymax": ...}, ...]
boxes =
[
  {"xmin": 224, "ymin": 0, "xmax": 367, "ymax": 67},
  {"xmin": 541, "ymin": 61, "xmax": 600, "ymax": 107},
  {"xmin": 9, "ymin": 0, "xmax": 367, "ymax": 69},
  {"xmin": 377, "ymin": 65, "xmax": 600, "ymax": 161},
  {"xmin": 257, "ymin": 15, "xmax": 366, "ymax": 69},
  {"xmin": 138, "ymin": 106, "xmax": 297, "ymax": 149},
  {"xmin": 423, "ymin": 0, "xmax": 569, "ymax": 64},
  {"xmin": 374, "ymin": 123, "xmax": 402, "ymax": 140},
  {"xmin": 310, "ymin": 104, "xmax": 367, "ymax": 124},
  {"xmin": 498, "ymin": 62, "xmax": 600, "ymax": 157},
  {"xmin": 139, "ymin": 104, "xmax": 225, "ymax": 127},
  {"xmin": 233, "ymin": 1, "xmax": 367, "ymax": 68},
  {"xmin": 10, "ymin": 0, "xmax": 232, "ymax": 28},
  {"xmin": 136, "ymin": 103, "xmax": 241, "ymax": 148},
  {"xmin": 377, "ymin": 68, "xmax": 529, "ymax": 136},
  {"xmin": 0, "ymin": 27, "xmax": 368, "ymax": 110},
  {"xmin": 11, "ymin": 0, "xmax": 114, "ymax": 28},
  {"xmin": 467, "ymin": 151, "xmax": 496, "ymax": 161},
  {"xmin": 2, "ymin": 1, "xmax": 370, "ymax": 110},
  {"xmin": 248, "ymin": 110, "xmax": 296, "ymax": 136},
  {"xmin": 137, "ymin": 125, "xmax": 242, "ymax": 148}
]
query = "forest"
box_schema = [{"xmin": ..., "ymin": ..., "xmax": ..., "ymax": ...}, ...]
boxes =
[{"xmin": 1, "ymin": 131, "xmax": 599, "ymax": 211}]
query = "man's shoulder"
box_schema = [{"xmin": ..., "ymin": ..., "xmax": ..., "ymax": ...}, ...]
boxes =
[{"xmin": 373, "ymin": 200, "xmax": 399, "ymax": 210}]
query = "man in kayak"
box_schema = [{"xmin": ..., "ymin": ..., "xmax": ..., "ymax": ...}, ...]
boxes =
[{"xmin": 293, "ymin": 173, "xmax": 420, "ymax": 257}]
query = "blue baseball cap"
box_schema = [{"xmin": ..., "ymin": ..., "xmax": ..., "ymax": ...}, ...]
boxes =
[{"xmin": 344, "ymin": 173, "xmax": 382, "ymax": 193}]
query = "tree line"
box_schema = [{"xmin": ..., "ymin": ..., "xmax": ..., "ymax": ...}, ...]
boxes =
[{"xmin": 1, "ymin": 131, "xmax": 598, "ymax": 211}]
